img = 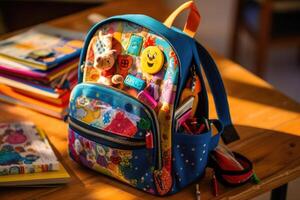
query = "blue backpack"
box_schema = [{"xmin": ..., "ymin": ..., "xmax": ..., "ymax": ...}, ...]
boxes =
[{"xmin": 67, "ymin": 1, "xmax": 238, "ymax": 195}]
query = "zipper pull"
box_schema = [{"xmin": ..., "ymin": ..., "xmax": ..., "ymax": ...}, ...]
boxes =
[
  {"xmin": 80, "ymin": 63, "xmax": 85, "ymax": 72},
  {"xmin": 146, "ymin": 131, "xmax": 154, "ymax": 149}
]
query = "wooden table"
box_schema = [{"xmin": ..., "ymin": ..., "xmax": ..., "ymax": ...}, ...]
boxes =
[{"xmin": 1, "ymin": 0, "xmax": 300, "ymax": 199}]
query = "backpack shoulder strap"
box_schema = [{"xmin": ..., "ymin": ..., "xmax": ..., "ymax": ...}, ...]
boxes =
[{"xmin": 193, "ymin": 42, "xmax": 239, "ymax": 145}]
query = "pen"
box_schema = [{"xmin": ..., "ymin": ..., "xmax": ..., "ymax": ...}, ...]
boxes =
[
  {"xmin": 195, "ymin": 184, "xmax": 201, "ymax": 200},
  {"xmin": 212, "ymin": 172, "xmax": 219, "ymax": 197}
]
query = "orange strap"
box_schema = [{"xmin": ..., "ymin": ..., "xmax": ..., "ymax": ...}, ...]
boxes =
[{"xmin": 164, "ymin": 1, "xmax": 201, "ymax": 38}]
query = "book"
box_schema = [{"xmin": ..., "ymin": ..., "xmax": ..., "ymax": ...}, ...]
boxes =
[
  {"xmin": 0, "ymin": 163, "xmax": 70, "ymax": 186},
  {"xmin": 0, "ymin": 58, "xmax": 79, "ymax": 84},
  {"xmin": 0, "ymin": 122, "xmax": 59, "ymax": 175},
  {"xmin": 0, "ymin": 85, "xmax": 68, "ymax": 118},
  {"xmin": 0, "ymin": 74, "xmax": 68, "ymax": 99},
  {"xmin": 0, "ymin": 25, "xmax": 84, "ymax": 70},
  {"xmin": 12, "ymin": 87, "xmax": 71, "ymax": 106}
]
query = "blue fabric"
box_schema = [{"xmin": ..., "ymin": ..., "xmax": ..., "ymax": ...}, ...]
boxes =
[
  {"xmin": 192, "ymin": 42, "xmax": 234, "ymax": 149},
  {"xmin": 170, "ymin": 130, "xmax": 211, "ymax": 193}
]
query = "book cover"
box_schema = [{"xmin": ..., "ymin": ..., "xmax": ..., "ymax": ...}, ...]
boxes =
[
  {"xmin": 0, "ymin": 25, "xmax": 84, "ymax": 70},
  {"xmin": 0, "ymin": 74, "xmax": 67, "ymax": 99},
  {"xmin": 0, "ymin": 122, "xmax": 59, "ymax": 175},
  {"xmin": 0, "ymin": 85, "xmax": 68, "ymax": 118},
  {"xmin": 0, "ymin": 163, "xmax": 70, "ymax": 186},
  {"xmin": 0, "ymin": 58, "xmax": 78, "ymax": 83}
]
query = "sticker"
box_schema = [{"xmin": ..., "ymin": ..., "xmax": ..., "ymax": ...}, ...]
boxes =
[
  {"xmin": 141, "ymin": 46, "xmax": 164, "ymax": 74},
  {"xmin": 117, "ymin": 55, "xmax": 133, "ymax": 77},
  {"xmin": 127, "ymin": 34, "xmax": 143, "ymax": 56},
  {"xmin": 124, "ymin": 74, "xmax": 146, "ymax": 91},
  {"xmin": 137, "ymin": 118, "xmax": 151, "ymax": 130},
  {"xmin": 111, "ymin": 74, "xmax": 124, "ymax": 89},
  {"xmin": 144, "ymin": 35, "xmax": 156, "ymax": 48},
  {"xmin": 111, "ymin": 74, "xmax": 124, "ymax": 85}
]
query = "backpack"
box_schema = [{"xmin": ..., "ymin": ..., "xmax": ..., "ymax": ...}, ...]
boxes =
[{"xmin": 67, "ymin": 1, "xmax": 238, "ymax": 196}]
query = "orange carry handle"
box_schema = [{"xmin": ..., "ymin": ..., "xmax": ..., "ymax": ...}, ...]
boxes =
[{"xmin": 164, "ymin": 1, "xmax": 201, "ymax": 38}]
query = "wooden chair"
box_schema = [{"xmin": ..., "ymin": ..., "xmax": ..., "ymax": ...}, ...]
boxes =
[{"xmin": 230, "ymin": 0, "xmax": 300, "ymax": 77}]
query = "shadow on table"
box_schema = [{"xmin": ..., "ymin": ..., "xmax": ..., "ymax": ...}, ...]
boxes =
[
  {"xmin": 73, "ymin": 124, "xmax": 300, "ymax": 199},
  {"xmin": 223, "ymin": 78, "xmax": 300, "ymax": 113}
]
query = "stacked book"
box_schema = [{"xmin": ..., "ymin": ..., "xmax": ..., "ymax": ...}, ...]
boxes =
[{"xmin": 0, "ymin": 25, "xmax": 84, "ymax": 118}]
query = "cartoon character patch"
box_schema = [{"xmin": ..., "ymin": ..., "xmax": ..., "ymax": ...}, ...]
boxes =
[
  {"xmin": 127, "ymin": 34, "xmax": 143, "ymax": 56},
  {"xmin": 141, "ymin": 46, "xmax": 164, "ymax": 74}
]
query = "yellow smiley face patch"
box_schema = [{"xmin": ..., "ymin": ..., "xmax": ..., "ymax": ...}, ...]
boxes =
[{"xmin": 141, "ymin": 46, "xmax": 164, "ymax": 74}]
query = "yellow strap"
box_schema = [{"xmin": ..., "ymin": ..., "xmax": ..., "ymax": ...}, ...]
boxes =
[{"xmin": 164, "ymin": 1, "xmax": 201, "ymax": 38}]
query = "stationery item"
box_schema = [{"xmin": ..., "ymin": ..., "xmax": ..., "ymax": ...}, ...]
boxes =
[
  {"xmin": 179, "ymin": 66, "xmax": 201, "ymax": 117},
  {"xmin": 0, "ymin": 122, "xmax": 59, "ymax": 175},
  {"xmin": 0, "ymin": 25, "xmax": 84, "ymax": 70},
  {"xmin": 179, "ymin": 117, "xmax": 208, "ymax": 134},
  {"xmin": 6, "ymin": 85, "xmax": 71, "ymax": 106},
  {"xmin": 210, "ymin": 145, "xmax": 256, "ymax": 186},
  {"xmin": 0, "ymin": 84, "xmax": 68, "ymax": 118},
  {"xmin": 195, "ymin": 184, "xmax": 201, "ymax": 200},
  {"xmin": 212, "ymin": 145, "xmax": 244, "ymax": 171},
  {"xmin": 176, "ymin": 109, "xmax": 192, "ymax": 130},
  {"xmin": 212, "ymin": 172, "xmax": 219, "ymax": 197},
  {"xmin": 0, "ymin": 58, "xmax": 78, "ymax": 84},
  {"xmin": 252, "ymin": 172, "xmax": 261, "ymax": 184},
  {"xmin": 174, "ymin": 96, "xmax": 194, "ymax": 119},
  {"xmin": 0, "ymin": 74, "xmax": 68, "ymax": 99},
  {"xmin": 124, "ymin": 74, "xmax": 146, "ymax": 91},
  {"xmin": 137, "ymin": 90, "xmax": 158, "ymax": 109},
  {"xmin": 0, "ymin": 163, "xmax": 70, "ymax": 186}
]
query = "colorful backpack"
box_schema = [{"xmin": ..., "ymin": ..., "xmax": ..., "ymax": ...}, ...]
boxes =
[{"xmin": 67, "ymin": 1, "xmax": 238, "ymax": 196}]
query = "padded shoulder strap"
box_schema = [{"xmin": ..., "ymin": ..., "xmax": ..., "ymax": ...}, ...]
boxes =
[{"xmin": 193, "ymin": 42, "xmax": 239, "ymax": 144}]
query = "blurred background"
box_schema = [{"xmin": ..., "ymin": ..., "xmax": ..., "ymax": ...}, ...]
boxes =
[
  {"xmin": 0, "ymin": 0, "xmax": 299, "ymax": 199},
  {"xmin": 0, "ymin": 0, "xmax": 298, "ymax": 102}
]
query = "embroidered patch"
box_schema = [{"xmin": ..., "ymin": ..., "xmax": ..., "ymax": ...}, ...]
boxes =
[
  {"xmin": 127, "ymin": 34, "xmax": 143, "ymax": 56},
  {"xmin": 124, "ymin": 74, "xmax": 146, "ymax": 91},
  {"xmin": 117, "ymin": 54, "xmax": 133, "ymax": 77},
  {"xmin": 104, "ymin": 112, "xmax": 137, "ymax": 137}
]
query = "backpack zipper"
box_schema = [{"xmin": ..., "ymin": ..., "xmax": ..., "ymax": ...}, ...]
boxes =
[
  {"xmin": 71, "ymin": 82, "xmax": 162, "ymax": 169},
  {"xmin": 69, "ymin": 117, "xmax": 146, "ymax": 148}
]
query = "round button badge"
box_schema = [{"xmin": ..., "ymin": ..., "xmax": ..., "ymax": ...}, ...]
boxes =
[{"xmin": 141, "ymin": 46, "xmax": 164, "ymax": 74}]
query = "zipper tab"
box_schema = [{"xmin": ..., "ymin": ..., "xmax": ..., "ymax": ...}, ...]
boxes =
[{"xmin": 146, "ymin": 131, "xmax": 154, "ymax": 149}]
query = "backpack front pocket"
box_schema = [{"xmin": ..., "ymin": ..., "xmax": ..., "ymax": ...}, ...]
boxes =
[
  {"xmin": 68, "ymin": 122, "xmax": 157, "ymax": 193},
  {"xmin": 68, "ymin": 82, "xmax": 162, "ymax": 193}
]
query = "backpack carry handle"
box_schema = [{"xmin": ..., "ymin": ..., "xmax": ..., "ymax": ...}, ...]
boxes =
[{"xmin": 164, "ymin": 1, "xmax": 201, "ymax": 38}]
